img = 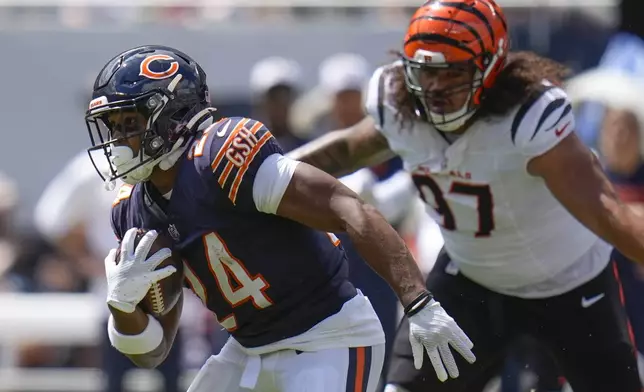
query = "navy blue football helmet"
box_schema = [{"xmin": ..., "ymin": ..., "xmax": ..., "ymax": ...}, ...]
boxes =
[{"xmin": 85, "ymin": 45, "xmax": 212, "ymax": 186}]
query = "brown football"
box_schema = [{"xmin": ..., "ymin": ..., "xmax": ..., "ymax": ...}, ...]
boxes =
[{"xmin": 115, "ymin": 228, "xmax": 184, "ymax": 317}]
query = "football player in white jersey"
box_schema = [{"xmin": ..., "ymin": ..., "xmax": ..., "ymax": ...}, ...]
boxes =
[{"xmin": 288, "ymin": 0, "xmax": 644, "ymax": 391}]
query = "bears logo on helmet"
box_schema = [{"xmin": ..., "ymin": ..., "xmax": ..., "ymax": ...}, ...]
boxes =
[{"xmin": 139, "ymin": 54, "xmax": 180, "ymax": 80}]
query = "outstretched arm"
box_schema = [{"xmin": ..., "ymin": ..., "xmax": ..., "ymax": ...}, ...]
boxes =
[
  {"xmin": 529, "ymin": 132, "xmax": 644, "ymax": 264},
  {"xmin": 287, "ymin": 116, "xmax": 396, "ymax": 178},
  {"xmin": 510, "ymin": 84, "xmax": 644, "ymax": 262}
]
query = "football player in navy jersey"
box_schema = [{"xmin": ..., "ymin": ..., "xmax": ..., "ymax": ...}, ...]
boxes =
[{"xmin": 84, "ymin": 45, "xmax": 475, "ymax": 392}]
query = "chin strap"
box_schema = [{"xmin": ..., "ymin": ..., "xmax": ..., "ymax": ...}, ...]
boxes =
[
  {"xmin": 158, "ymin": 136, "xmax": 187, "ymax": 171},
  {"xmin": 186, "ymin": 107, "xmax": 217, "ymax": 130}
]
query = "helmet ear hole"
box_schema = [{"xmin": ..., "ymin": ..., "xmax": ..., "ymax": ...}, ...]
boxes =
[
  {"xmin": 171, "ymin": 107, "xmax": 190, "ymax": 122},
  {"xmin": 144, "ymin": 136, "xmax": 165, "ymax": 156}
]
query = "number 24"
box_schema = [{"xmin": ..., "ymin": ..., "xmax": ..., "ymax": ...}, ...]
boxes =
[
  {"xmin": 184, "ymin": 232, "xmax": 339, "ymax": 331},
  {"xmin": 412, "ymin": 174, "xmax": 495, "ymax": 237},
  {"xmin": 183, "ymin": 232, "xmax": 272, "ymax": 331}
]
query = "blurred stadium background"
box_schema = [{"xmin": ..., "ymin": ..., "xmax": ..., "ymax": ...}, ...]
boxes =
[{"xmin": 0, "ymin": 0, "xmax": 628, "ymax": 391}]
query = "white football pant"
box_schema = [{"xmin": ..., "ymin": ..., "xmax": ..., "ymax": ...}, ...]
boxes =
[{"xmin": 187, "ymin": 338, "xmax": 385, "ymax": 392}]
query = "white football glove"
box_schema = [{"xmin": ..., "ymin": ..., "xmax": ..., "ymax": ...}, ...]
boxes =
[
  {"xmin": 105, "ymin": 228, "xmax": 176, "ymax": 314},
  {"xmin": 408, "ymin": 297, "xmax": 476, "ymax": 382}
]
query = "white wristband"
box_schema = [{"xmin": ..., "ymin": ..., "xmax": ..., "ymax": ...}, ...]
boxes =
[{"xmin": 108, "ymin": 313, "xmax": 164, "ymax": 355}]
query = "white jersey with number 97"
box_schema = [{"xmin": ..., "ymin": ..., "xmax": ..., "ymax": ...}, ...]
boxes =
[{"xmin": 364, "ymin": 62, "xmax": 611, "ymax": 298}]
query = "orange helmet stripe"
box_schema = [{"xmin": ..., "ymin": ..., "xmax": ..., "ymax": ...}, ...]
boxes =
[
  {"xmin": 484, "ymin": 0, "xmax": 508, "ymax": 31},
  {"xmin": 438, "ymin": 1, "xmax": 497, "ymax": 43},
  {"xmin": 405, "ymin": 0, "xmax": 509, "ymax": 63},
  {"xmin": 410, "ymin": 15, "xmax": 486, "ymax": 53},
  {"xmin": 405, "ymin": 33, "xmax": 477, "ymax": 58}
]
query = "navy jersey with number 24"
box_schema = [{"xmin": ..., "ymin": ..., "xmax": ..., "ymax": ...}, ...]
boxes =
[{"xmin": 110, "ymin": 117, "xmax": 357, "ymax": 348}]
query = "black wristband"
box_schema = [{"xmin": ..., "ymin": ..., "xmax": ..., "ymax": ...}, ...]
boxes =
[{"xmin": 404, "ymin": 291, "xmax": 433, "ymax": 318}]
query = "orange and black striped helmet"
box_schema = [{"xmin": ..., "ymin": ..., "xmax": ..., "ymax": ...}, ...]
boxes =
[{"xmin": 402, "ymin": 0, "xmax": 509, "ymax": 130}]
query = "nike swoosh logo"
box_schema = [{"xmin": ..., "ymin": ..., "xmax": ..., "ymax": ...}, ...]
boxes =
[
  {"xmin": 216, "ymin": 119, "xmax": 232, "ymax": 137},
  {"xmin": 554, "ymin": 122, "xmax": 570, "ymax": 137},
  {"xmin": 581, "ymin": 293, "xmax": 605, "ymax": 308}
]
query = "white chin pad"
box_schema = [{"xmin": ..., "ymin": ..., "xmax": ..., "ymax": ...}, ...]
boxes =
[
  {"xmin": 429, "ymin": 93, "xmax": 474, "ymax": 132},
  {"xmin": 110, "ymin": 145, "xmax": 134, "ymax": 167},
  {"xmin": 431, "ymin": 110, "xmax": 476, "ymax": 132},
  {"xmin": 110, "ymin": 145, "xmax": 155, "ymax": 184}
]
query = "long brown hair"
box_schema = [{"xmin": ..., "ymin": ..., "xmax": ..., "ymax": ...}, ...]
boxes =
[{"xmin": 389, "ymin": 51, "xmax": 571, "ymax": 125}]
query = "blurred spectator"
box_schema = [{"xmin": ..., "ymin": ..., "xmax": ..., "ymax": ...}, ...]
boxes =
[
  {"xmin": 311, "ymin": 53, "xmax": 413, "ymax": 222},
  {"xmin": 0, "ymin": 171, "xmax": 92, "ymax": 368},
  {"xmin": 318, "ymin": 52, "xmax": 371, "ymax": 130},
  {"xmin": 34, "ymin": 151, "xmax": 112, "ymax": 280},
  {"xmin": 249, "ymin": 56, "xmax": 308, "ymax": 152},
  {"xmin": 0, "ymin": 172, "xmax": 19, "ymax": 292},
  {"xmin": 574, "ymin": 0, "xmax": 644, "ymax": 149},
  {"xmin": 315, "ymin": 53, "xmax": 406, "ymax": 180},
  {"xmin": 34, "ymin": 150, "xmax": 183, "ymax": 392},
  {"xmin": 298, "ymin": 53, "xmax": 376, "ymax": 140}
]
